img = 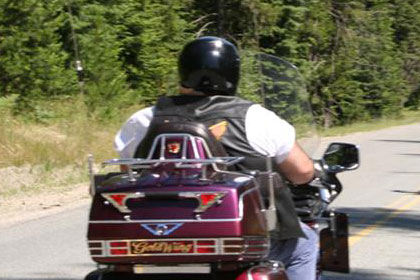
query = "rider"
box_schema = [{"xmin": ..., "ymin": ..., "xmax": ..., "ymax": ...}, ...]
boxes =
[{"xmin": 114, "ymin": 36, "xmax": 318, "ymax": 280}]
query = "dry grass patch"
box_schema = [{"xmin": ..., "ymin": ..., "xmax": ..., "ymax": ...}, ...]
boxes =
[{"xmin": 0, "ymin": 96, "xmax": 126, "ymax": 212}]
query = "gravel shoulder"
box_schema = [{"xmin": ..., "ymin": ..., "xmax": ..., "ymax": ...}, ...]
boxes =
[{"xmin": 0, "ymin": 181, "xmax": 91, "ymax": 228}]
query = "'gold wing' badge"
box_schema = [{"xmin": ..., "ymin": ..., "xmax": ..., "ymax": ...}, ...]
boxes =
[{"xmin": 209, "ymin": 121, "xmax": 228, "ymax": 140}]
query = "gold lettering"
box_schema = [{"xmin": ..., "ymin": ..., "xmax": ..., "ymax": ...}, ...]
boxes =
[{"xmin": 131, "ymin": 241, "xmax": 193, "ymax": 254}]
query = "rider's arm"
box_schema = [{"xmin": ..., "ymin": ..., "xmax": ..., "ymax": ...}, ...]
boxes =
[
  {"xmin": 245, "ymin": 104, "xmax": 314, "ymax": 185},
  {"xmin": 277, "ymin": 141, "xmax": 314, "ymax": 185}
]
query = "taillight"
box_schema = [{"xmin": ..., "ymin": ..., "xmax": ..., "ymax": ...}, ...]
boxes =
[
  {"xmin": 110, "ymin": 248, "xmax": 129, "ymax": 255},
  {"xmin": 196, "ymin": 240, "xmax": 216, "ymax": 254},
  {"xmin": 110, "ymin": 241, "xmax": 127, "ymax": 247},
  {"xmin": 197, "ymin": 247, "xmax": 216, "ymax": 253},
  {"xmin": 109, "ymin": 240, "xmax": 129, "ymax": 256}
]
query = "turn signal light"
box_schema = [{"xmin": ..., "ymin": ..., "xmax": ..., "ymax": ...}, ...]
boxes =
[
  {"xmin": 111, "ymin": 249, "xmax": 129, "ymax": 255},
  {"xmin": 197, "ymin": 247, "xmax": 216, "ymax": 253},
  {"xmin": 196, "ymin": 239, "xmax": 216, "ymax": 254},
  {"xmin": 110, "ymin": 241, "xmax": 127, "ymax": 247}
]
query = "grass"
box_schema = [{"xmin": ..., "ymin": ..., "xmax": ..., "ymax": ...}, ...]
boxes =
[
  {"xmin": 319, "ymin": 110, "xmax": 420, "ymax": 137},
  {"xmin": 0, "ymin": 95, "xmax": 135, "ymax": 197}
]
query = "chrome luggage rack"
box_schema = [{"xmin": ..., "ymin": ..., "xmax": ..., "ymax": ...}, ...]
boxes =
[
  {"xmin": 101, "ymin": 134, "xmax": 243, "ymax": 181},
  {"xmin": 103, "ymin": 157, "xmax": 243, "ymax": 169}
]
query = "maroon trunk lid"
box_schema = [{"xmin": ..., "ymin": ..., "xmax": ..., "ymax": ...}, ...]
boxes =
[{"xmin": 87, "ymin": 172, "xmax": 269, "ymax": 264}]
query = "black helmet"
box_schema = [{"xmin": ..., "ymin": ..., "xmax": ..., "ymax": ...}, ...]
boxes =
[{"xmin": 178, "ymin": 36, "xmax": 240, "ymax": 95}]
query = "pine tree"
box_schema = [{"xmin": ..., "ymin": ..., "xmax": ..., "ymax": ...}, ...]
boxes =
[
  {"xmin": 391, "ymin": 0, "xmax": 420, "ymax": 109},
  {"xmin": 299, "ymin": 0, "xmax": 406, "ymax": 126},
  {"xmin": 119, "ymin": 0, "xmax": 194, "ymax": 104},
  {"xmin": 65, "ymin": 0, "xmax": 132, "ymax": 118},
  {"xmin": 0, "ymin": 0, "xmax": 75, "ymax": 115},
  {"xmin": 350, "ymin": 0, "xmax": 406, "ymax": 118}
]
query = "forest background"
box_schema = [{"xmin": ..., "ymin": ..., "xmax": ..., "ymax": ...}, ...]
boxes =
[{"xmin": 1, "ymin": 0, "xmax": 420, "ymax": 200}]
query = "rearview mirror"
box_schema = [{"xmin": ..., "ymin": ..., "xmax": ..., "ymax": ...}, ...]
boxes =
[{"xmin": 322, "ymin": 143, "xmax": 359, "ymax": 173}]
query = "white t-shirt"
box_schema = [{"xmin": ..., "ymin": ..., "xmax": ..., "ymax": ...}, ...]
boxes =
[{"xmin": 114, "ymin": 104, "xmax": 295, "ymax": 163}]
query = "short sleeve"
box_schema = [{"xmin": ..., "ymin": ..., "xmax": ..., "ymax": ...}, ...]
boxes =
[
  {"xmin": 114, "ymin": 106, "xmax": 154, "ymax": 158},
  {"xmin": 245, "ymin": 104, "xmax": 295, "ymax": 163}
]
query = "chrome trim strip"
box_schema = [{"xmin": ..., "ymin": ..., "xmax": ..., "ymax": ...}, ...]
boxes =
[
  {"xmin": 244, "ymin": 244, "xmax": 269, "ymax": 248},
  {"xmin": 89, "ymin": 218, "xmax": 241, "ymax": 224},
  {"xmin": 95, "ymin": 253, "xmax": 216, "ymax": 257},
  {"xmin": 237, "ymin": 186, "xmax": 259, "ymax": 218},
  {"xmin": 89, "ymin": 237, "xmax": 268, "ymax": 258},
  {"xmin": 104, "ymin": 157, "xmax": 242, "ymax": 166},
  {"xmin": 182, "ymin": 136, "xmax": 188, "ymax": 159},
  {"xmin": 93, "ymin": 238, "xmax": 222, "ymax": 257}
]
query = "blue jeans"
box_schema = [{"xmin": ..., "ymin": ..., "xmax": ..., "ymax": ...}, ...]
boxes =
[{"xmin": 269, "ymin": 222, "xmax": 319, "ymax": 280}]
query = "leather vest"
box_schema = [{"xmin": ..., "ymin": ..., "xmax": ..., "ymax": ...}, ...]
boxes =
[{"xmin": 151, "ymin": 95, "xmax": 305, "ymax": 240}]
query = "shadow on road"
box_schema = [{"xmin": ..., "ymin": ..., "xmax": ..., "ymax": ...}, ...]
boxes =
[
  {"xmin": 337, "ymin": 207, "xmax": 420, "ymax": 232},
  {"xmin": 389, "ymin": 171, "xmax": 420, "ymax": 174},
  {"xmin": 398, "ymin": 153, "xmax": 420, "ymax": 156},
  {"xmin": 392, "ymin": 189, "xmax": 420, "ymax": 195},
  {"xmin": 374, "ymin": 139, "xmax": 420, "ymax": 144}
]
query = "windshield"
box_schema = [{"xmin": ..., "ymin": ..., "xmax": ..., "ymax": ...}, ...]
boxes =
[{"xmin": 238, "ymin": 52, "xmax": 319, "ymax": 156}]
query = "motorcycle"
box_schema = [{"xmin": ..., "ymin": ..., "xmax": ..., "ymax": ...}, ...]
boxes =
[{"xmin": 84, "ymin": 54, "xmax": 359, "ymax": 280}]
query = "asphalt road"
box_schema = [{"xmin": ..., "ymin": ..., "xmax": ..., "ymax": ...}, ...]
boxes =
[
  {"xmin": 0, "ymin": 123, "xmax": 419, "ymax": 280},
  {"xmin": 321, "ymin": 123, "xmax": 420, "ymax": 280}
]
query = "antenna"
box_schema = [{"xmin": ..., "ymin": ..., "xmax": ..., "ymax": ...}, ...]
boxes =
[{"xmin": 66, "ymin": 0, "xmax": 84, "ymax": 95}]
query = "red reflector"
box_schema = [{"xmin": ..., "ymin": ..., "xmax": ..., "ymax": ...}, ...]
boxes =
[
  {"xmin": 197, "ymin": 240, "xmax": 215, "ymax": 246},
  {"xmin": 200, "ymin": 194, "xmax": 218, "ymax": 206},
  {"xmin": 197, "ymin": 247, "xmax": 215, "ymax": 253},
  {"xmin": 111, "ymin": 249, "xmax": 128, "ymax": 255},
  {"xmin": 109, "ymin": 194, "xmax": 127, "ymax": 206},
  {"xmin": 110, "ymin": 241, "xmax": 127, "ymax": 247}
]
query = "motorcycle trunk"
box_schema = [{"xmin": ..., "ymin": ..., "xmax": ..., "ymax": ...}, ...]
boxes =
[{"xmin": 86, "ymin": 129, "xmax": 288, "ymax": 280}]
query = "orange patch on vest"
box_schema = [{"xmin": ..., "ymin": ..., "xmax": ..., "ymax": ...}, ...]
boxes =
[{"xmin": 209, "ymin": 121, "xmax": 228, "ymax": 140}]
